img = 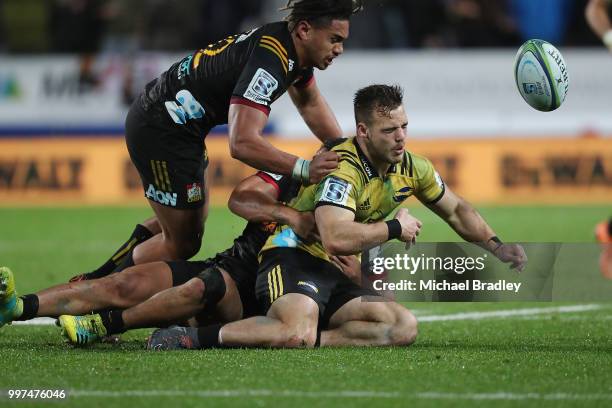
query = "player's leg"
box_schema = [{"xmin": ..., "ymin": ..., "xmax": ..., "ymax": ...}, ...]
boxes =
[
  {"xmin": 148, "ymin": 293, "xmax": 320, "ymax": 350},
  {"xmin": 58, "ymin": 261, "xmax": 241, "ymax": 345},
  {"xmin": 596, "ymin": 219, "xmax": 612, "ymax": 279},
  {"xmin": 124, "ymin": 100, "xmax": 209, "ymax": 265},
  {"xmin": 1, "ymin": 262, "xmax": 173, "ymax": 326},
  {"xmin": 113, "ymin": 266, "xmax": 240, "ymax": 332},
  {"xmin": 131, "ymin": 201, "xmax": 206, "ymax": 264},
  {"xmin": 68, "ymin": 217, "xmax": 162, "ymax": 283},
  {"xmin": 320, "ymin": 297, "xmax": 417, "ymax": 347},
  {"xmin": 147, "ymin": 249, "xmax": 333, "ymax": 350}
]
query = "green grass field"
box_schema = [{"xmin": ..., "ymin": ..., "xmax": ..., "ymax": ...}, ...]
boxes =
[{"xmin": 0, "ymin": 205, "xmax": 611, "ymax": 408}]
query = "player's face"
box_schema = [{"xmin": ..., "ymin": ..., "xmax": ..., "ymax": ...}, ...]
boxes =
[
  {"xmin": 362, "ymin": 106, "xmax": 408, "ymax": 165},
  {"xmin": 308, "ymin": 19, "xmax": 349, "ymax": 70}
]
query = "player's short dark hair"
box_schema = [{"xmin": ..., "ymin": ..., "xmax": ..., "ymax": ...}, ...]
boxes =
[
  {"xmin": 282, "ymin": 0, "xmax": 363, "ymax": 28},
  {"xmin": 353, "ymin": 84, "xmax": 404, "ymax": 125}
]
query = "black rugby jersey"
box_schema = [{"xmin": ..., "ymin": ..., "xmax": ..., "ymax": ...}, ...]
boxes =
[
  {"xmin": 139, "ymin": 22, "xmax": 314, "ymax": 138},
  {"xmin": 214, "ymin": 171, "xmax": 302, "ymax": 269}
]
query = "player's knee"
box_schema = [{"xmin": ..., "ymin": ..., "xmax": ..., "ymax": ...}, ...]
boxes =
[
  {"xmin": 167, "ymin": 234, "xmax": 202, "ymax": 260},
  {"xmin": 196, "ymin": 267, "xmax": 226, "ymax": 307},
  {"xmin": 278, "ymin": 324, "xmax": 317, "ymax": 348},
  {"xmin": 389, "ymin": 307, "xmax": 418, "ymax": 347},
  {"xmin": 178, "ymin": 278, "xmax": 206, "ymax": 303}
]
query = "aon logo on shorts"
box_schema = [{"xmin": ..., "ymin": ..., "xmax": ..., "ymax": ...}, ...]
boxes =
[{"xmin": 146, "ymin": 184, "xmax": 178, "ymax": 207}]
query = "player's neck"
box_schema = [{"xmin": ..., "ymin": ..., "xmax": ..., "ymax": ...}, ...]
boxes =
[{"xmin": 355, "ymin": 138, "xmax": 392, "ymax": 177}]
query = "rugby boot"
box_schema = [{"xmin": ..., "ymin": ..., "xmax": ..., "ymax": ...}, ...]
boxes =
[
  {"xmin": 0, "ymin": 267, "xmax": 22, "ymax": 327},
  {"xmin": 58, "ymin": 314, "xmax": 107, "ymax": 346}
]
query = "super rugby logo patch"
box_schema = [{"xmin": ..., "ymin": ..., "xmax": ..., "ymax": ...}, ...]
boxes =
[
  {"xmin": 320, "ymin": 177, "xmax": 352, "ymax": 207},
  {"xmin": 244, "ymin": 68, "xmax": 278, "ymax": 105}
]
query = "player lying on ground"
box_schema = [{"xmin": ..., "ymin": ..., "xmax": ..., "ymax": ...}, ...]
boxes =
[
  {"xmin": 0, "ymin": 164, "xmax": 404, "ymax": 347},
  {"xmin": 94, "ymin": 0, "xmax": 364, "ymax": 280},
  {"xmin": 146, "ymin": 84, "xmax": 528, "ymax": 350},
  {"xmin": 0, "ymin": 171, "xmax": 310, "ymax": 332}
]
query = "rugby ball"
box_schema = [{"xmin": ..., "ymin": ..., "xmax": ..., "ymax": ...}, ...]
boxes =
[{"xmin": 514, "ymin": 39, "xmax": 569, "ymax": 112}]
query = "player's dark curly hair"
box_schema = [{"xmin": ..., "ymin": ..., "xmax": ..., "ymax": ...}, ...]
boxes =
[
  {"xmin": 282, "ymin": 0, "xmax": 363, "ymax": 28},
  {"xmin": 353, "ymin": 84, "xmax": 404, "ymax": 124}
]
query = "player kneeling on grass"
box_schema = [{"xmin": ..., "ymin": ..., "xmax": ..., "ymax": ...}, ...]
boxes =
[
  {"xmin": 0, "ymin": 170, "xmax": 313, "ymax": 342},
  {"xmin": 147, "ymin": 84, "xmax": 527, "ymax": 350}
]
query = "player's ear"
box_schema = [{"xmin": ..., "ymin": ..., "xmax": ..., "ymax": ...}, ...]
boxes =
[
  {"xmin": 356, "ymin": 122, "xmax": 368, "ymax": 139},
  {"xmin": 295, "ymin": 20, "xmax": 313, "ymax": 41}
]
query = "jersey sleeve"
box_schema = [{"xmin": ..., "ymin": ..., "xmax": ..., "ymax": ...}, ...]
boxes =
[
  {"xmin": 313, "ymin": 161, "xmax": 362, "ymax": 214},
  {"xmin": 412, "ymin": 155, "xmax": 446, "ymax": 204},
  {"xmin": 291, "ymin": 68, "xmax": 315, "ymax": 89},
  {"xmin": 255, "ymin": 171, "xmax": 299, "ymax": 203},
  {"xmin": 231, "ymin": 35, "xmax": 291, "ymax": 116}
]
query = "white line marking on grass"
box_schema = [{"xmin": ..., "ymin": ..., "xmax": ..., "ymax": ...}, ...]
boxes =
[
  {"xmin": 12, "ymin": 317, "xmax": 55, "ymax": 326},
  {"xmin": 13, "ymin": 305, "xmax": 604, "ymax": 326},
  {"xmin": 65, "ymin": 390, "xmax": 612, "ymax": 401},
  {"xmin": 418, "ymin": 304, "xmax": 603, "ymax": 322}
]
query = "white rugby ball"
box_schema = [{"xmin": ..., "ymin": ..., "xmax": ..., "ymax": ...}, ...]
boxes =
[{"xmin": 514, "ymin": 39, "xmax": 569, "ymax": 112}]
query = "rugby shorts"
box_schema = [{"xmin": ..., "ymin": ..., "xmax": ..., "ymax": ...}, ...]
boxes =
[
  {"xmin": 255, "ymin": 248, "xmax": 377, "ymax": 328},
  {"xmin": 125, "ymin": 101, "xmax": 209, "ymax": 210}
]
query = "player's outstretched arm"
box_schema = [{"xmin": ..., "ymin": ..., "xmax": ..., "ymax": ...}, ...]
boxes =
[
  {"xmin": 289, "ymin": 81, "xmax": 343, "ymax": 143},
  {"xmin": 426, "ymin": 187, "xmax": 527, "ymax": 271},
  {"xmin": 228, "ymin": 104, "xmax": 339, "ymax": 185},
  {"xmin": 315, "ymin": 206, "xmax": 421, "ymax": 256},
  {"xmin": 228, "ymin": 174, "xmax": 318, "ymax": 242},
  {"xmin": 586, "ymin": 0, "xmax": 612, "ymax": 51}
]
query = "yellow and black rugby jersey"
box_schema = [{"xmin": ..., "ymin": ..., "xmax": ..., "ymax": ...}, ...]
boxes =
[
  {"xmin": 139, "ymin": 21, "xmax": 314, "ymax": 138},
  {"xmin": 261, "ymin": 138, "xmax": 446, "ymax": 261}
]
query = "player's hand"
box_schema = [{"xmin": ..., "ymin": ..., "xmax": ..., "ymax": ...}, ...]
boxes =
[
  {"xmin": 330, "ymin": 255, "xmax": 361, "ymax": 284},
  {"xmin": 289, "ymin": 211, "xmax": 319, "ymax": 243},
  {"xmin": 394, "ymin": 208, "xmax": 422, "ymax": 246},
  {"xmin": 309, "ymin": 151, "xmax": 339, "ymax": 184},
  {"xmin": 494, "ymin": 243, "xmax": 528, "ymax": 273}
]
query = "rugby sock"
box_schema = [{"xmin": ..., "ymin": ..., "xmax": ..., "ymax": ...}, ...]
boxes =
[
  {"xmin": 15, "ymin": 294, "xmax": 38, "ymax": 321},
  {"xmin": 86, "ymin": 224, "xmax": 153, "ymax": 279},
  {"xmin": 197, "ymin": 324, "xmax": 225, "ymax": 349},
  {"xmin": 99, "ymin": 309, "xmax": 126, "ymax": 335},
  {"xmin": 113, "ymin": 251, "xmax": 135, "ymax": 273}
]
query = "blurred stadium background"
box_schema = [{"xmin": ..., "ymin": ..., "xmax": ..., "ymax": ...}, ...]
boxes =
[{"xmin": 0, "ymin": 0, "xmax": 610, "ymax": 210}]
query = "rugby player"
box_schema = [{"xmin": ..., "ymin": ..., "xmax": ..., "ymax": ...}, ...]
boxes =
[
  {"xmin": 147, "ymin": 84, "xmax": 527, "ymax": 350},
  {"xmin": 586, "ymin": 0, "xmax": 612, "ymax": 52},
  {"xmin": 0, "ymin": 170, "xmax": 311, "ymax": 335},
  {"xmin": 74, "ymin": 0, "xmax": 363, "ymax": 281}
]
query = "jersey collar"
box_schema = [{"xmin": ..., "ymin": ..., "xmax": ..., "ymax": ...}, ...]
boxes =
[{"xmin": 353, "ymin": 138, "xmax": 379, "ymax": 180}]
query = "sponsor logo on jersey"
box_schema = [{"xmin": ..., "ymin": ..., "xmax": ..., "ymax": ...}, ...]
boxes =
[
  {"xmin": 393, "ymin": 186, "xmax": 413, "ymax": 203},
  {"xmin": 288, "ymin": 59, "xmax": 295, "ymax": 72},
  {"xmin": 320, "ymin": 177, "xmax": 351, "ymax": 206},
  {"xmin": 146, "ymin": 184, "xmax": 177, "ymax": 207},
  {"xmin": 360, "ymin": 158, "xmax": 374, "ymax": 178},
  {"xmin": 244, "ymin": 68, "xmax": 278, "ymax": 105},
  {"xmin": 186, "ymin": 182, "xmax": 203, "ymax": 203},
  {"xmin": 297, "ymin": 281, "xmax": 319, "ymax": 294}
]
